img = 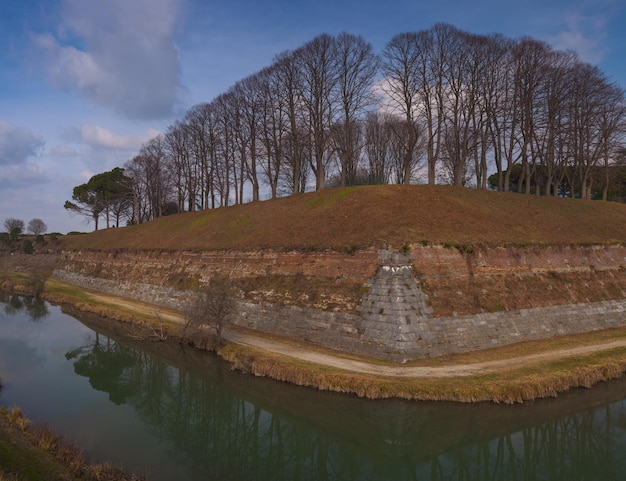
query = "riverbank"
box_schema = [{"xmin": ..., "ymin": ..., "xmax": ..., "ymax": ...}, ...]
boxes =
[
  {"xmin": 35, "ymin": 277, "xmax": 626, "ymax": 404},
  {"xmin": 3, "ymin": 251, "xmax": 626, "ymax": 404},
  {"xmin": 0, "ymin": 406, "xmax": 145, "ymax": 481}
]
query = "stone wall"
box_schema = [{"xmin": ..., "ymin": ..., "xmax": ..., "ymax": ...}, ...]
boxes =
[
  {"xmin": 53, "ymin": 268, "xmax": 194, "ymax": 312},
  {"xmin": 424, "ymin": 300, "xmax": 626, "ymax": 358},
  {"xmin": 54, "ymin": 244, "xmax": 626, "ymax": 362},
  {"xmin": 53, "ymin": 268, "xmax": 367, "ymax": 356}
]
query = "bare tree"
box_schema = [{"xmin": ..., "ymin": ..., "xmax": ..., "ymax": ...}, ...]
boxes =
[
  {"xmin": 27, "ymin": 218, "xmax": 47, "ymax": 236},
  {"xmin": 273, "ymin": 50, "xmax": 308, "ymax": 194},
  {"xmin": 598, "ymin": 83, "xmax": 626, "ymax": 201},
  {"xmin": 332, "ymin": 32, "xmax": 378, "ymax": 186},
  {"xmin": 483, "ymin": 33, "xmax": 513, "ymax": 192},
  {"xmin": 257, "ymin": 65, "xmax": 287, "ymax": 198},
  {"xmin": 330, "ymin": 119, "xmax": 363, "ymax": 185},
  {"xmin": 567, "ymin": 64, "xmax": 625, "ymax": 199},
  {"xmin": 437, "ymin": 27, "xmax": 476, "ymax": 186},
  {"xmin": 296, "ymin": 34, "xmax": 339, "ymax": 190},
  {"xmin": 111, "ymin": 27, "xmax": 625, "ymax": 212},
  {"xmin": 124, "ymin": 154, "xmax": 150, "ymax": 224},
  {"xmin": 364, "ymin": 111, "xmax": 394, "ymax": 184},
  {"xmin": 4, "ymin": 218, "xmax": 25, "ymax": 240},
  {"xmin": 512, "ymin": 38, "xmax": 550, "ymax": 194},
  {"xmin": 228, "ymin": 77, "xmax": 262, "ymax": 203},
  {"xmin": 124, "ymin": 136, "xmax": 174, "ymax": 222},
  {"xmin": 183, "ymin": 276, "xmax": 236, "ymax": 349},
  {"xmin": 164, "ymin": 121, "xmax": 196, "ymax": 213},
  {"xmin": 387, "ymin": 116, "xmax": 424, "ymax": 184},
  {"xmin": 465, "ymin": 33, "xmax": 495, "ymax": 189},
  {"xmin": 531, "ymin": 49, "xmax": 577, "ymax": 196},
  {"xmin": 214, "ymin": 93, "xmax": 238, "ymax": 206},
  {"xmin": 143, "ymin": 135, "xmax": 174, "ymax": 218},
  {"xmin": 380, "ymin": 32, "xmax": 421, "ymax": 184},
  {"xmin": 185, "ymin": 102, "xmax": 220, "ymax": 209}
]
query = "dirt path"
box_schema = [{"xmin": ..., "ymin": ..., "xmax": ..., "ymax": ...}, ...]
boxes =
[
  {"xmin": 88, "ymin": 291, "xmax": 626, "ymax": 378},
  {"xmin": 227, "ymin": 331, "xmax": 626, "ymax": 377}
]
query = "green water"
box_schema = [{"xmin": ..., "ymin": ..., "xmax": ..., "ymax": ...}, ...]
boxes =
[{"xmin": 1, "ymin": 292, "xmax": 626, "ymax": 480}]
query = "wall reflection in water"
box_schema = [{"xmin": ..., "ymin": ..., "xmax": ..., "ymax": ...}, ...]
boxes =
[{"xmin": 66, "ymin": 308, "xmax": 626, "ymax": 481}]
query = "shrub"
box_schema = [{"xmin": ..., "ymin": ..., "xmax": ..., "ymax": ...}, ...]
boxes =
[
  {"xmin": 344, "ymin": 244, "xmax": 358, "ymax": 255},
  {"xmin": 22, "ymin": 240, "xmax": 33, "ymax": 254},
  {"xmin": 456, "ymin": 243, "xmax": 475, "ymax": 255}
]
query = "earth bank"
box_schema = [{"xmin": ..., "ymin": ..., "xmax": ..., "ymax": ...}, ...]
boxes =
[{"xmin": 2, "ymin": 185, "xmax": 626, "ymax": 402}]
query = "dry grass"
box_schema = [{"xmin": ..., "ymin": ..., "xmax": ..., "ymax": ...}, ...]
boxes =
[
  {"xmin": 0, "ymin": 406, "xmax": 146, "ymax": 481},
  {"xmin": 60, "ymin": 185, "xmax": 626, "ymax": 252},
  {"xmin": 43, "ymin": 279, "xmax": 184, "ymax": 340},
  {"xmin": 219, "ymin": 343, "xmax": 626, "ymax": 404}
]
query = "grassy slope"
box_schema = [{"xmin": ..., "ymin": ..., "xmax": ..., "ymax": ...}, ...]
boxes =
[{"xmin": 64, "ymin": 185, "xmax": 626, "ymax": 252}]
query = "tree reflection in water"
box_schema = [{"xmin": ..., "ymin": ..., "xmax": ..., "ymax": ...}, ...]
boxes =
[
  {"xmin": 65, "ymin": 312, "xmax": 626, "ymax": 481},
  {"xmin": 65, "ymin": 332, "xmax": 137, "ymax": 405},
  {"xmin": 0, "ymin": 291, "xmax": 49, "ymax": 321}
]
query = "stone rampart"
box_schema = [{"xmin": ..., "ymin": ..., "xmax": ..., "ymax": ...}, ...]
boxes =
[{"xmin": 54, "ymin": 245, "xmax": 626, "ymax": 362}]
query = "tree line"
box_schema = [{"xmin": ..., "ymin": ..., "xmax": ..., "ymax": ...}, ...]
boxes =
[
  {"xmin": 66, "ymin": 23, "xmax": 626, "ymax": 229},
  {"xmin": 1, "ymin": 217, "xmax": 48, "ymax": 254},
  {"xmin": 3, "ymin": 218, "xmax": 47, "ymax": 239}
]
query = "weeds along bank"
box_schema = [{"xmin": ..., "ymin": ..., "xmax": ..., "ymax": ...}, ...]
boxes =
[{"xmin": 52, "ymin": 243, "xmax": 626, "ymax": 362}]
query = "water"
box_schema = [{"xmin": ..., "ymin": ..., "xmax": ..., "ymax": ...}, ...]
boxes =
[{"xmin": 2, "ymin": 292, "xmax": 626, "ymax": 480}]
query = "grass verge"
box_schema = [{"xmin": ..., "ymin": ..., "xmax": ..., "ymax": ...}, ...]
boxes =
[
  {"xmin": 218, "ymin": 343, "xmax": 626, "ymax": 404},
  {"xmin": 0, "ymin": 406, "xmax": 145, "ymax": 481}
]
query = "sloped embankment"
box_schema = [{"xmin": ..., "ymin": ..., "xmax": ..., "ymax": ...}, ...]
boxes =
[{"xmin": 54, "ymin": 185, "xmax": 626, "ymax": 362}]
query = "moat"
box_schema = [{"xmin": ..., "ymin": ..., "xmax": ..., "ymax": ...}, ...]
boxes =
[{"xmin": 2, "ymin": 293, "xmax": 626, "ymax": 481}]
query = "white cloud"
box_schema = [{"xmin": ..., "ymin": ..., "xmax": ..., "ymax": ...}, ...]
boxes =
[
  {"xmin": 0, "ymin": 163, "xmax": 47, "ymax": 190},
  {"xmin": 33, "ymin": 0, "xmax": 184, "ymax": 120},
  {"xmin": 549, "ymin": 12, "xmax": 608, "ymax": 65},
  {"xmin": 0, "ymin": 120, "xmax": 44, "ymax": 166},
  {"xmin": 80, "ymin": 124, "xmax": 160, "ymax": 150},
  {"xmin": 77, "ymin": 170, "xmax": 94, "ymax": 183},
  {"xmin": 49, "ymin": 145, "xmax": 79, "ymax": 157}
]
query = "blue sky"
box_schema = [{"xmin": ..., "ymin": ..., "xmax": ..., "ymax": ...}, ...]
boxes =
[{"xmin": 1, "ymin": 0, "xmax": 625, "ymax": 233}]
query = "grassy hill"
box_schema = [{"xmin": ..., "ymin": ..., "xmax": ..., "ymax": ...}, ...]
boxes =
[{"xmin": 63, "ymin": 185, "xmax": 626, "ymax": 252}]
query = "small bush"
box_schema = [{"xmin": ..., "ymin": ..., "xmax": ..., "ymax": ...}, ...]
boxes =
[
  {"xmin": 344, "ymin": 244, "xmax": 358, "ymax": 255},
  {"xmin": 8, "ymin": 407, "xmax": 30, "ymax": 431},
  {"xmin": 456, "ymin": 243, "xmax": 475, "ymax": 255},
  {"xmin": 27, "ymin": 275, "xmax": 47, "ymax": 298},
  {"xmin": 22, "ymin": 240, "xmax": 33, "ymax": 254}
]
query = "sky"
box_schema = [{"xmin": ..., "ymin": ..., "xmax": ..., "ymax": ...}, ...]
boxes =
[{"xmin": 1, "ymin": 0, "xmax": 625, "ymax": 234}]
